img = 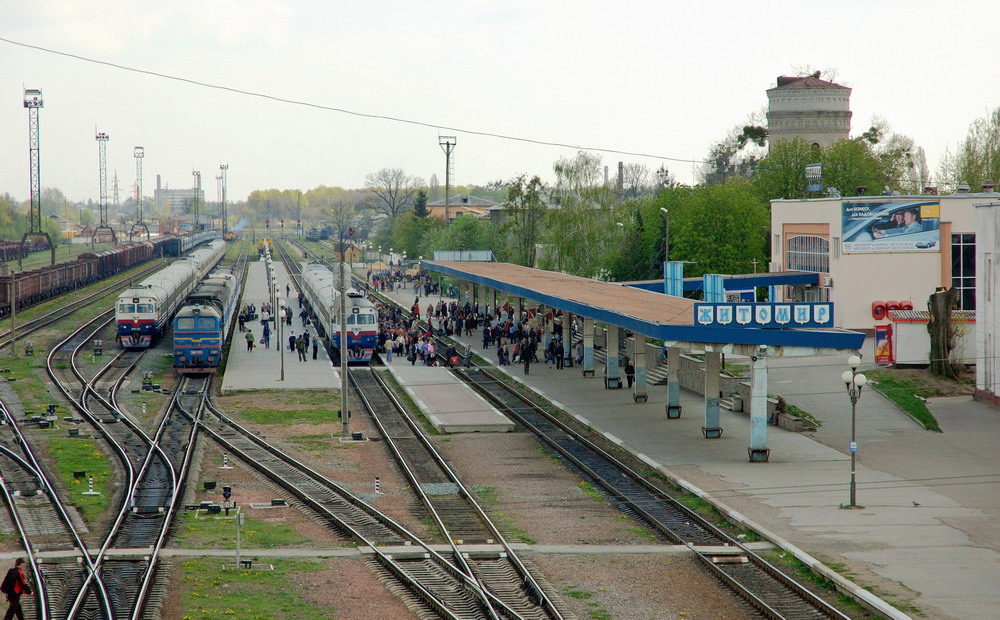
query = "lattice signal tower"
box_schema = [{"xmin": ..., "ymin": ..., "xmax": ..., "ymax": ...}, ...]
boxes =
[
  {"xmin": 93, "ymin": 130, "xmax": 116, "ymax": 245},
  {"xmin": 21, "ymin": 88, "xmax": 55, "ymax": 270}
]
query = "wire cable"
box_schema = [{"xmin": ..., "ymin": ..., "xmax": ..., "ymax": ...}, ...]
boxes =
[{"xmin": 0, "ymin": 35, "xmax": 708, "ymax": 165}]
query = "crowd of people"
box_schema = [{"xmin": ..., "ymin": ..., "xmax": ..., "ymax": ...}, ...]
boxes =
[{"xmin": 238, "ymin": 297, "xmax": 319, "ymax": 360}]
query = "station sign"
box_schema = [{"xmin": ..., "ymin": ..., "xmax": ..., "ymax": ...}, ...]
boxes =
[{"xmin": 695, "ymin": 302, "xmax": 834, "ymax": 329}]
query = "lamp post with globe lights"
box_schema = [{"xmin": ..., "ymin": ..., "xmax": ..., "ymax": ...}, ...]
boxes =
[{"xmin": 841, "ymin": 355, "xmax": 867, "ymax": 508}]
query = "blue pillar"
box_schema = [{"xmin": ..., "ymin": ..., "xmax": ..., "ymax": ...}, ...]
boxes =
[
  {"xmin": 582, "ymin": 317, "xmax": 595, "ymax": 376},
  {"xmin": 703, "ymin": 350, "xmax": 722, "ymax": 438},
  {"xmin": 666, "ymin": 346, "xmax": 682, "ymax": 418},
  {"xmin": 703, "ymin": 274, "xmax": 725, "ymax": 303},
  {"xmin": 605, "ymin": 324, "xmax": 621, "ymax": 389},
  {"xmin": 664, "ymin": 261, "xmax": 684, "ymax": 297},
  {"xmin": 749, "ymin": 347, "xmax": 770, "ymax": 462}
]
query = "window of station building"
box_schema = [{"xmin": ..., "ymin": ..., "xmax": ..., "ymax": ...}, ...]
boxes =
[
  {"xmin": 785, "ymin": 235, "xmax": 829, "ymax": 273},
  {"xmin": 951, "ymin": 233, "xmax": 975, "ymax": 310}
]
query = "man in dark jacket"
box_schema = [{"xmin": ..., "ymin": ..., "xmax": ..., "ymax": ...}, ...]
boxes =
[{"xmin": 3, "ymin": 557, "xmax": 32, "ymax": 620}]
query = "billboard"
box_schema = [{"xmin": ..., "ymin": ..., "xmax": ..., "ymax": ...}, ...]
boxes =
[{"xmin": 841, "ymin": 200, "xmax": 940, "ymax": 253}]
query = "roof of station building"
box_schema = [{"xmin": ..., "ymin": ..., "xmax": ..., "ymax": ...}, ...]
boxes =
[{"xmin": 423, "ymin": 261, "xmax": 864, "ymax": 355}]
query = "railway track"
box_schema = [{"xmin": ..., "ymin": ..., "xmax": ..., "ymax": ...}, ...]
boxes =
[{"xmin": 351, "ymin": 368, "xmax": 571, "ymax": 620}]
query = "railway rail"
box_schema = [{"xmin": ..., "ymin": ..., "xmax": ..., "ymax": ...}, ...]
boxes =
[{"xmin": 352, "ymin": 368, "xmax": 571, "ymax": 620}]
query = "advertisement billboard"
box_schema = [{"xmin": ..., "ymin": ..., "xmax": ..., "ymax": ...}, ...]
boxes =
[{"xmin": 841, "ymin": 200, "xmax": 940, "ymax": 253}]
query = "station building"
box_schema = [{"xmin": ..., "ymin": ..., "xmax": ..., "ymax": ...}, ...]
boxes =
[{"xmin": 770, "ymin": 190, "xmax": 997, "ymax": 331}]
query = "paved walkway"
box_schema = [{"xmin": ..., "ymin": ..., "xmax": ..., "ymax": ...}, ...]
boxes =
[
  {"xmin": 221, "ymin": 260, "xmax": 339, "ymax": 393},
  {"xmin": 384, "ymin": 358, "xmax": 513, "ymax": 433},
  {"xmin": 376, "ymin": 284, "xmax": 1000, "ymax": 620}
]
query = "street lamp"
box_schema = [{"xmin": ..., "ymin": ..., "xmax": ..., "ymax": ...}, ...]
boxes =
[
  {"xmin": 278, "ymin": 297, "xmax": 286, "ymax": 381},
  {"xmin": 659, "ymin": 207, "xmax": 670, "ymax": 261},
  {"xmin": 841, "ymin": 355, "xmax": 867, "ymax": 508}
]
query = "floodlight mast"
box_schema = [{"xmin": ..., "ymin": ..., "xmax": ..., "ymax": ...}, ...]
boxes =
[
  {"xmin": 21, "ymin": 88, "xmax": 54, "ymax": 269},
  {"xmin": 130, "ymin": 146, "xmax": 150, "ymax": 240},
  {"xmin": 221, "ymin": 164, "xmax": 229, "ymax": 235},
  {"xmin": 439, "ymin": 136, "xmax": 456, "ymax": 224},
  {"xmin": 93, "ymin": 130, "xmax": 117, "ymax": 245}
]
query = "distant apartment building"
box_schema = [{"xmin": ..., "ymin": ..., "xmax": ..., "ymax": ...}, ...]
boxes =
[
  {"xmin": 766, "ymin": 73, "xmax": 852, "ymax": 149},
  {"xmin": 154, "ymin": 188, "xmax": 204, "ymax": 216}
]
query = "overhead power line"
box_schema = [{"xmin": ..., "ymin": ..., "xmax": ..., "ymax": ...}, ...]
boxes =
[{"xmin": 0, "ymin": 36, "xmax": 708, "ymax": 166}]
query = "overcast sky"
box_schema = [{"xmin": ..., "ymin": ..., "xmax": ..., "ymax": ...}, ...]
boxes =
[{"xmin": 2, "ymin": 1, "xmax": 999, "ymax": 205}]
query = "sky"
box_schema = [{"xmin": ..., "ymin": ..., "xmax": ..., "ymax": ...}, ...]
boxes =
[{"xmin": 2, "ymin": 1, "xmax": 999, "ymax": 205}]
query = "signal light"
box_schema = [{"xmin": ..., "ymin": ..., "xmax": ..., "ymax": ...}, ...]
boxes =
[
  {"xmin": 265, "ymin": 219, "xmax": 269, "ymax": 228},
  {"xmin": 222, "ymin": 485, "xmax": 232, "ymax": 500},
  {"xmin": 347, "ymin": 227, "xmax": 354, "ymax": 236}
]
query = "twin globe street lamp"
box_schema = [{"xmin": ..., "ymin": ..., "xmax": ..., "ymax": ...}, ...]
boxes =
[{"xmin": 841, "ymin": 355, "xmax": 867, "ymax": 508}]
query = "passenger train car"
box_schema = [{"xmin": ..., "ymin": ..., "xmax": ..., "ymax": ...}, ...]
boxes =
[
  {"xmin": 172, "ymin": 266, "xmax": 241, "ymax": 372},
  {"xmin": 116, "ymin": 240, "xmax": 226, "ymax": 348},
  {"xmin": 300, "ymin": 261, "xmax": 378, "ymax": 363}
]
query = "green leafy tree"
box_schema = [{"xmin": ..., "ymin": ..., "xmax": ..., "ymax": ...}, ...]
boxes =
[
  {"xmin": 391, "ymin": 211, "xmax": 443, "ymax": 259},
  {"xmin": 666, "ymin": 179, "xmax": 769, "ymax": 278},
  {"xmin": 753, "ymin": 138, "xmax": 817, "ymax": 200},
  {"xmin": 540, "ymin": 151, "xmax": 618, "ymax": 276},
  {"xmin": 501, "ymin": 175, "xmax": 547, "ymax": 266},
  {"xmin": 419, "ymin": 215, "xmax": 501, "ymax": 258},
  {"xmin": 822, "ymin": 139, "xmax": 887, "ymax": 196},
  {"xmin": 604, "ymin": 204, "xmax": 652, "ymax": 281}
]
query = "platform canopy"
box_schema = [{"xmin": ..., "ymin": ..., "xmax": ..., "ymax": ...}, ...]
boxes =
[{"xmin": 424, "ymin": 261, "xmax": 865, "ymax": 357}]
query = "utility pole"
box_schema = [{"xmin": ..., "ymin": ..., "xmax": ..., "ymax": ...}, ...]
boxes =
[
  {"xmin": 193, "ymin": 170, "xmax": 202, "ymax": 232},
  {"xmin": 131, "ymin": 147, "xmax": 149, "ymax": 240},
  {"xmin": 220, "ymin": 164, "xmax": 229, "ymax": 235},
  {"xmin": 339, "ymin": 261, "xmax": 350, "ymax": 437},
  {"xmin": 439, "ymin": 136, "xmax": 456, "ymax": 224}
]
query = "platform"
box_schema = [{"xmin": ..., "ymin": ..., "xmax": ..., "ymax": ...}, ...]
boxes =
[
  {"xmin": 220, "ymin": 259, "xmax": 339, "ymax": 393},
  {"xmin": 375, "ymin": 281, "xmax": 1000, "ymax": 620},
  {"xmin": 383, "ymin": 359, "xmax": 513, "ymax": 433}
]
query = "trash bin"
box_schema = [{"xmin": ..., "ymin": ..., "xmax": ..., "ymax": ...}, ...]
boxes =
[{"xmin": 731, "ymin": 395, "xmax": 743, "ymax": 412}]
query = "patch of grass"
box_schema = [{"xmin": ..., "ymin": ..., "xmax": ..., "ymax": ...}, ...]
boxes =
[
  {"xmin": 287, "ymin": 434, "xmax": 331, "ymax": 452},
  {"xmin": 786, "ymin": 403, "xmax": 821, "ymax": 429},
  {"xmin": 175, "ymin": 512, "xmax": 310, "ymax": 549},
  {"xmin": 178, "ymin": 556, "xmax": 329, "ymax": 619},
  {"xmin": 621, "ymin": 526, "xmax": 656, "ymax": 539},
  {"xmin": 722, "ymin": 362, "xmax": 749, "ymax": 377},
  {"xmin": 235, "ymin": 406, "xmax": 337, "ymax": 426},
  {"xmin": 586, "ymin": 604, "xmax": 612, "ymax": 620},
  {"xmin": 577, "ymin": 481, "xmax": 606, "ymax": 503},
  {"xmin": 47, "ymin": 438, "xmax": 112, "ymax": 521},
  {"xmin": 677, "ymin": 493, "xmax": 722, "ymax": 520},
  {"xmin": 563, "ymin": 585, "xmax": 593, "ymax": 600},
  {"xmin": 471, "ymin": 485, "xmax": 497, "ymax": 505},
  {"xmin": 865, "ymin": 370, "xmax": 942, "ymax": 432}
]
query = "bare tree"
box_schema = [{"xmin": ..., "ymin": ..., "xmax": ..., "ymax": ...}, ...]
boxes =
[
  {"xmin": 364, "ymin": 168, "xmax": 424, "ymax": 221},
  {"xmin": 617, "ymin": 163, "xmax": 652, "ymax": 199},
  {"xmin": 325, "ymin": 199, "xmax": 358, "ymax": 261}
]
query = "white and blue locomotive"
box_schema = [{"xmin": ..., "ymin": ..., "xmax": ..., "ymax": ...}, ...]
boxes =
[
  {"xmin": 172, "ymin": 266, "xmax": 241, "ymax": 372},
  {"xmin": 116, "ymin": 240, "xmax": 226, "ymax": 348},
  {"xmin": 300, "ymin": 261, "xmax": 378, "ymax": 363}
]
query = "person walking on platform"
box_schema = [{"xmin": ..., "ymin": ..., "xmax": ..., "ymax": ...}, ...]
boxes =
[
  {"xmin": 625, "ymin": 360, "xmax": 635, "ymax": 388},
  {"xmin": 286, "ymin": 284, "xmax": 290, "ymax": 298},
  {"xmin": 312, "ymin": 339, "xmax": 319, "ymax": 360},
  {"xmin": 296, "ymin": 335, "xmax": 307, "ymax": 361},
  {"xmin": 262, "ymin": 322, "xmax": 271, "ymax": 349},
  {"xmin": 2, "ymin": 557, "xmax": 33, "ymax": 620},
  {"xmin": 288, "ymin": 330, "xmax": 296, "ymax": 352},
  {"xmin": 245, "ymin": 330, "xmax": 255, "ymax": 351}
]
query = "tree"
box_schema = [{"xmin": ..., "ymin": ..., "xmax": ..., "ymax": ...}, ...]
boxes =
[
  {"xmin": 927, "ymin": 287, "xmax": 960, "ymax": 380},
  {"xmin": 391, "ymin": 211, "xmax": 443, "ymax": 259},
  {"xmin": 616, "ymin": 163, "xmax": 654, "ymax": 200},
  {"xmin": 938, "ymin": 107, "xmax": 1000, "ymax": 192},
  {"xmin": 325, "ymin": 199, "xmax": 358, "ymax": 260},
  {"xmin": 501, "ymin": 175, "xmax": 547, "ymax": 266},
  {"xmin": 822, "ymin": 139, "xmax": 887, "ymax": 196},
  {"xmin": 412, "ymin": 190, "xmax": 429, "ymax": 218},
  {"xmin": 753, "ymin": 138, "xmax": 817, "ymax": 201},
  {"xmin": 364, "ymin": 168, "xmax": 423, "ymax": 221},
  {"xmin": 665, "ymin": 179, "xmax": 769, "ymax": 279},
  {"xmin": 700, "ymin": 112, "xmax": 768, "ymax": 185},
  {"xmin": 419, "ymin": 215, "xmax": 501, "ymax": 259}
]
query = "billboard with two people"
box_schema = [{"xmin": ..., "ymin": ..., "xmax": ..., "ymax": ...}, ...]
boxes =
[{"xmin": 841, "ymin": 200, "xmax": 941, "ymax": 253}]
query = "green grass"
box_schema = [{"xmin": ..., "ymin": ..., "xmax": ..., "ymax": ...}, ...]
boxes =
[
  {"xmin": 47, "ymin": 438, "xmax": 112, "ymax": 521},
  {"xmin": 286, "ymin": 434, "xmax": 332, "ymax": 453},
  {"xmin": 175, "ymin": 512, "xmax": 311, "ymax": 549},
  {"xmin": 786, "ymin": 403, "xmax": 821, "ymax": 429},
  {"xmin": 563, "ymin": 586, "xmax": 611, "ymax": 620},
  {"xmin": 723, "ymin": 362, "xmax": 750, "ymax": 377},
  {"xmin": 865, "ymin": 371, "xmax": 942, "ymax": 432},
  {"xmin": 235, "ymin": 406, "xmax": 339, "ymax": 426},
  {"xmin": 178, "ymin": 557, "xmax": 329, "ymax": 620},
  {"xmin": 577, "ymin": 481, "xmax": 606, "ymax": 502}
]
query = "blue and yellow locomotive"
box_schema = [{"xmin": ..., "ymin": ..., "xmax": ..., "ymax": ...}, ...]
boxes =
[{"xmin": 172, "ymin": 266, "xmax": 240, "ymax": 372}]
